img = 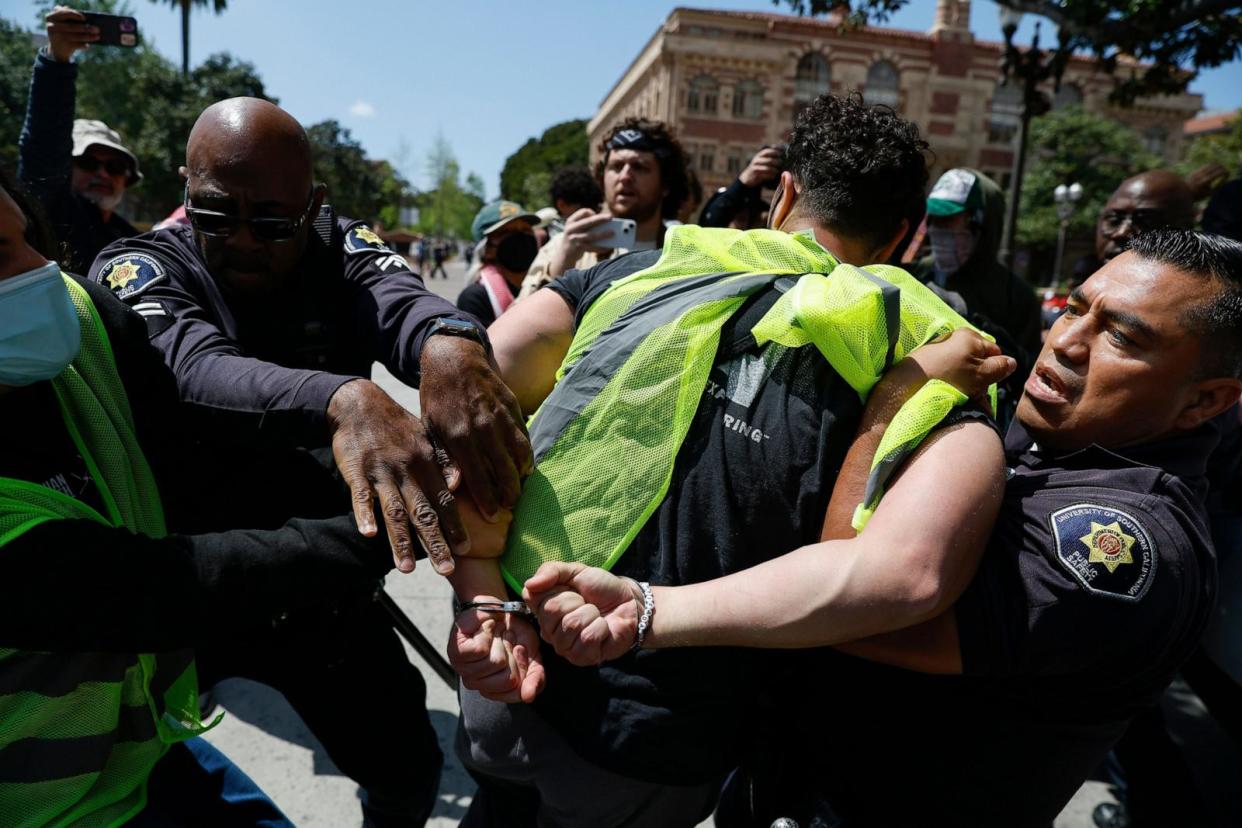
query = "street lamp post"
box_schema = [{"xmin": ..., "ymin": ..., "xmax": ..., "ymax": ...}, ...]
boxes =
[
  {"xmin": 1053, "ymin": 182, "xmax": 1083, "ymax": 284},
  {"xmin": 996, "ymin": 9, "xmax": 1056, "ymax": 272}
]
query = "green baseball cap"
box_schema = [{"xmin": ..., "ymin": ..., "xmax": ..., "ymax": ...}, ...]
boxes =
[
  {"xmin": 927, "ymin": 168, "xmax": 983, "ymax": 217},
  {"xmin": 471, "ymin": 200, "xmax": 540, "ymax": 242}
]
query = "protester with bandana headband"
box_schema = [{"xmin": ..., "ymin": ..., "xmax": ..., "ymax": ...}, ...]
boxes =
[
  {"xmin": 518, "ymin": 118, "xmax": 690, "ymax": 299},
  {"xmin": 914, "ymin": 168, "xmax": 1042, "ymax": 365}
]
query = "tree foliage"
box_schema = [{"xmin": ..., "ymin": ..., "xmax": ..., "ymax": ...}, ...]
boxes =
[
  {"xmin": 8, "ymin": 1, "xmax": 411, "ymax": 227},
  {"xmin": 775, "ymin": 0, "xmax": 1242, "ymax": 104},
  {"xmin": 499, "ymin": 119, "xmax": 590, "ymax": 209},
  {"xmin": 149, "ymin": 0, "xmax": 228, "ymax": 75},
  {"xmin": 1178, "ymin": 111, "xmax": 1242, "ymax": 177},
  {"xmin": 1016, "ymin": 105, "xmax": 1159, "ymax": 247},
  {"xmin": 416, "ymin": 134, "xmax": 484, "ymax": 240}
]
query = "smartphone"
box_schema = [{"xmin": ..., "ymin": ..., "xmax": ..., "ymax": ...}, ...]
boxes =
[
  {"xmin": 595, "ymin": 218, "xmax": 637, "ymax": 249},
  {"xmin": 81, "ymin": 12, "xmax": 140, "ymax": 48}
]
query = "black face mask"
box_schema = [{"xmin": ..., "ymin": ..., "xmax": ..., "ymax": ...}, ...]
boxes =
[{"xmin": 496, "ymin": 233, "xmax": 538, "ymax": 273}]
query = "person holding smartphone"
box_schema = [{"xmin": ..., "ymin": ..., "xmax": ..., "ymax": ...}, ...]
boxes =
[
  {"xmin": 518, "ymin": 118, "xmax": 691, "ymax": 299},
  {"xmin": 18, "ymin": 6, "xmax": 143, "ymax": 275}
]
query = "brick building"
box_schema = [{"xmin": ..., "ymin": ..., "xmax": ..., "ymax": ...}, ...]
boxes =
[{"xmin": 587, "ymin": 2, "xmax": 1203, "ymax": 197}]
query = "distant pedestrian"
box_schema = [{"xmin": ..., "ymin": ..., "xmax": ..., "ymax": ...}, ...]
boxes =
[{"xmin": 430, "ymin": 241, "xmax": 449, "ymax": 279}]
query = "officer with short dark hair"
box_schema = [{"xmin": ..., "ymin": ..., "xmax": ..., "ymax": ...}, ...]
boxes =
[{"xmin": 89, "ymin": 96, "xmax": 533, "ymax": 827}]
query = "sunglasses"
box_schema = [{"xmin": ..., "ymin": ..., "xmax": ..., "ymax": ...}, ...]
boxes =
[
  {"xmin": 1099, "ymin": 209, "xmax": 1165, "ymax": 235},
  {"xmin": 183, "ymin": 183, "xmax": 316, "ymax": 242},
  {"xmin": 73, "ymin": 155, "xmax": 132, "ymax": 177}
]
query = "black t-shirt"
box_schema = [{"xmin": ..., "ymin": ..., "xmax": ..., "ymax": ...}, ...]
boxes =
[
  {"xmin": 531, "ymin": 251, "xmax": 865, "ymax": 784},
  {"xmin": 456, "ymin": 277, "xmax": 519, "ymax": 329},
  {"xmin": 768, "ymin": 420, "xmax": 1219, "ymax": 827}
]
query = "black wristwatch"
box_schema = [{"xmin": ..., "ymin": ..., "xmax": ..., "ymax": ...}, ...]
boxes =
[{"xmin": 427, "ymin": 317, "xmax": 486, "ymax": 348}]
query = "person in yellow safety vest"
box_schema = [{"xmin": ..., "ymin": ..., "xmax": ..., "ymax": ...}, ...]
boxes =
[
  {"xmin": 442, "ymin": 93, "xmax": 1015, "ymax": 826},
  {"xmin": 0, "ymin": 170, "xmax": 495, "ymax": 825}
]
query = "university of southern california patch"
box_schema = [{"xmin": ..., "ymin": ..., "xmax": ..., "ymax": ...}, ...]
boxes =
[
  {"xmin": 97, "ymin": 253, "xmax": 166, "ymax": 300},
  {"xmin": 1050, "ymin": 503, "xmax": 1157, "ymax": 602}
]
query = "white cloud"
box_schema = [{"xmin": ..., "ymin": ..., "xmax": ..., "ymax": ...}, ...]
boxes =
[{"xmin": 349, "ymin": 100, "xmax": 377, "ymax": 118}]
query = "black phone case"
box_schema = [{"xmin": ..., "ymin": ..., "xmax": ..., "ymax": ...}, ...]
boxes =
[{"xmin": 80, "ymin": 13, "xmax": 140, "ymax": 48}]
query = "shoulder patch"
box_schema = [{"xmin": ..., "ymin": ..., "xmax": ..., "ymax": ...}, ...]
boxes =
[
  {"xmin": 97, "ymin": 253, "xmax": 166, "ymax": 301},
  {"xmin": 1050, "ymin": 503, "xmax": 1157, "ymax": 602},
  {"xmin": 343, "ymin": 225, "xmax": 392, "ymax": 255}
]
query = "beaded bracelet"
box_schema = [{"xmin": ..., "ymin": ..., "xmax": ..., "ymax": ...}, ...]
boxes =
[{"xmin": 632, "ymin": 581, "xmax": 654, "ymax": 651}]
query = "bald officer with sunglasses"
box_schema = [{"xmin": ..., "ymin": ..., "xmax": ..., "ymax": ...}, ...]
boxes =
[{"xmin": 89, "ymin": 98, "xmax": 532, "ymax": 826}]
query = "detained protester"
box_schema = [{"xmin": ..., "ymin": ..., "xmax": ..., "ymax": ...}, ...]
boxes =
[
  {"xmin": 18, "ymin": 6, "xmax": 141, "ymax": 275},
  {"xmin": 457, "ymin": 201, "xmax": 540, "ymax": 326},
  {"xmin": 87, "ymin": 97, "xmax": 530, "ymax": 826},
  {"xmin": 446, "ymin": 93, "xmax": 1009, "ymax": 826},
  {"xmin": 529, "ymin": 230, "xmax": 1242, "ymax": 827},
  {"xmin": 913, "ymin": 167, "xmax": 1042, "ymax": 363},
  {"xmin": 518, "ymin": 118, "xmax": 690, "ymax": 299},
  {"xmin": 0, "ymin": 170, "xmax": 410, "ymax": 826}
]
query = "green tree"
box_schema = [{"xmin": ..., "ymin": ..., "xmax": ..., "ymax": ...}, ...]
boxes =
[
  {"xmin": 777, "ymin": 0, "xmax": 1242, "ymax": 104},
  {"xmin": 307, "ymin": 120, "xmax": 388, "ymax": 222},
  {"xmin": 1016, "ymin": 105, "xmax": 1159, "ymax": 248},
  {"xmin": 417, "ymin": 134, "xmax": 484, "ymax": 240},
  {"xmin": 148, "ymin": 0, "xmax": 228, "ymax": 75},
  {"xmin": 499, "ymin": 119, "xmax": 589, "ymax": 208},
  {"xmin": 0, "ymin": 18, "xmax": 37, "ymax": 171},
  {"xmin": 1179, "ymin": 111, "xmax": 1242, "ymax": 176}
]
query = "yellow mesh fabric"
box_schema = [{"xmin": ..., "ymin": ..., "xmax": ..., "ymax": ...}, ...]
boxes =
[
  {"xmin": 0, "ymin": 276, "xmax": 205, "ymax": 827},
  {"xmin": 500, "ymin": 227, "xmax": 993, "ymax": 589}
]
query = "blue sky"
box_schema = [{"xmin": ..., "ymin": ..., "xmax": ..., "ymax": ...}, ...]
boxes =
[{"xmin": 12, "ymin": 0, "xmax": 1241, "ymax": 200}]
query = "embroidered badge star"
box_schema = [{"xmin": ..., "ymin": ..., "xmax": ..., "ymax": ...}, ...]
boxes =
[
  {"xmin": 1081, "ymin": 521, "xmax": 1136, "ymax": 573},
  {"xmin": 105, "ymin": 260, "xmax": 141, "ymax": 290},
  {"xmin": 352, "ymin": 227, "xmax": 385, "ymax": 246}
]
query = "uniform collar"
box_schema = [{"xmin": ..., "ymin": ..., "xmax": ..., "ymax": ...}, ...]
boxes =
[{"xmin": 1005, "ymin": 418, "xmax": 1220, "ymax": 480}]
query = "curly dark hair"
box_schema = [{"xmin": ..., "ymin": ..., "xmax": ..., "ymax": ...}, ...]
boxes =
[
  {"xmin": 549, "ymin": 165, "xmax": 603, "ymax": 211},
  {"xmin": 785, "ymin": 92, "xmax": 930, "ymax": 251},
  {"xmin": 595, "ymin": 117, "xmax": 690, "ymax": 220}
]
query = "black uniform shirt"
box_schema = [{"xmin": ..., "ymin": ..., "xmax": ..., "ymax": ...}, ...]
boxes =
[
  {"xmin": 87, "ymin": 213, "xmax": 484, "ymax": 447},
  {"xmin": 787, "ymin": 418, "xmax": 1219, "ymax": 828},
  {"xmin": 532, "ymin": 252, "xmax": 865, "ymax": 785},
  {"xmin": 0, "ymin": 277, "xmax": 394, "ymax": 654}
]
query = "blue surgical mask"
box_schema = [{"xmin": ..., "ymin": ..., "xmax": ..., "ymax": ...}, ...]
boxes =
[{"xmin": 0, "ymin": 261, "xmax": 81, "ymax": 386}]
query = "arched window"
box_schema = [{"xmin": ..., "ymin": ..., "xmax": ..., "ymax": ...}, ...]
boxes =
[
  {"xmin": 865, "ymin": 60, "xmax": 900, "ymax": 109},
  {"xmin": 687, "ymin": 74, "xmax": 719, "ymax": 115},
  {"xmin": 1143, "ymin": 126, "xmax": 1168, "ymax": 157},
  {"xmin": 732, "ymin": 79, "xmax": 765, "ymax": 119},
  {"xmin": 1053, "ymin": 83, "xmax": 1083, "ymax": 110},
  {"xmin": 794, "ymin": 53, "xmax": 830, "ymax": 105},
  {"xmin": 987, "ymin": 81, "xmax": 1022, "ymax": 145}
]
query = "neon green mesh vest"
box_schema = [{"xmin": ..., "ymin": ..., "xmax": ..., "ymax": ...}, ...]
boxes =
[
  {"xmin": 0, "ymin": 276, "xmax": 214, "ymax": 828},
  {"xmin": 499, "ymin": 227, "xmax": 992, "ymax": 590}
]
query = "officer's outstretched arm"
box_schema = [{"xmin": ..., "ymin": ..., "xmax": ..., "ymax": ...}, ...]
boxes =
[{"xmin": 487, "ymin": 288, "xmax": 575, "ymax": 416}]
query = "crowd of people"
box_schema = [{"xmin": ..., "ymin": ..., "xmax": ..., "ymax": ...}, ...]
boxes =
[{"xmin": 2, "ymin": 6, "xmax": 1241, "ymax": 828}]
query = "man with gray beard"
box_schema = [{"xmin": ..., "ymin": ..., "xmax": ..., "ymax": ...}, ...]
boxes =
[{"xmin": 18, "ymin": 6, "xmax": 141, "ymax": 275}]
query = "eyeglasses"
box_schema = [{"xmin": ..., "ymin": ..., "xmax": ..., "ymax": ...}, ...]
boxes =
[
  {"xmin": 73, "ymin": 155, "xmax": 132, "ymax": 178},
  {"xmin": 1099, "ymin": 209, "xmax": 1166, "ymax": 235},
  {"xmin": 183, "ymin": 183, "xmax": 316, "ymax": 242}
]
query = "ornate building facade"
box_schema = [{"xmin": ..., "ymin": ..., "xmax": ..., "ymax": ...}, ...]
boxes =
[{"xmin": 587, "ymin": 2, "xmax": 1203, "ymax": 197}]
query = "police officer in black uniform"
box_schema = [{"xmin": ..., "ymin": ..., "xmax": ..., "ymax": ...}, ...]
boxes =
[{"xmin": 88, "ymin": 97, "xmax": 532, "ymax": 827}]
